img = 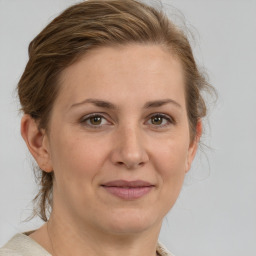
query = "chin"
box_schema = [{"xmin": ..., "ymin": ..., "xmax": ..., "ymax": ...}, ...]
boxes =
[{"xmin": 100, "ymin": 208, "xmax": 162, "ymax": 235}]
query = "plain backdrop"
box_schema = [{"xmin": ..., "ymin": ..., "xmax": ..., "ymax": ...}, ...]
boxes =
[{"xmin": 0, "ymin": 0, "xmax": 256, "ymax": 256}]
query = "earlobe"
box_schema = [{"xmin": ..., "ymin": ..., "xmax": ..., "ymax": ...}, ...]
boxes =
[
  {"xmin": 20, "ymin": 114, "xmax": 53, "ymax": 173},
  {"xmin": 185, "ymin": 120, "xmax": 202, "ymax": 173}
]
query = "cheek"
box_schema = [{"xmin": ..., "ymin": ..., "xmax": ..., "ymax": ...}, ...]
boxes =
[
  {"xmin": 153, "ymin": 135, "xmax": 189, "ymax": 175},
  {"xmin": 152, "ymin": 136, "xmax": 189, "ymax": 197},
  {"xmin": 49, "ymin": 130, "xmax": 109, "ymax": 184},
  {"xmin": 48, "ymin": 130, "xmax": 111, "ymax": 212}
]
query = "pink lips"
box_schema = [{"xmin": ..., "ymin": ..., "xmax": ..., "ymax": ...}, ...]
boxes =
[{"xmin": 101, "ymin": 180, "xmax": 154, "ymax": 200}]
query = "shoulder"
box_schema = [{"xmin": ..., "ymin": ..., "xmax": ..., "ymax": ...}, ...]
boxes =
[
  {"xmin": 0, "ymin": 234, "xmax": 24, "ymax": 256},
  {"xmin": 0, "ymin": 234, "xmax": 51, "ymax": 256},
  {"xmin": 157, "ymin": 242, "xmax": 176, "ymax": 256},
  {"xmin": 0, "ymin": 248, "xmax": 22, "ymax": 256}
]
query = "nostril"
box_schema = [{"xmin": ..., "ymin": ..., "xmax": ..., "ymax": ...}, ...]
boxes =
[{"xmin": 116, "ymin": 161, "xmax": 144, "ymax": 169}]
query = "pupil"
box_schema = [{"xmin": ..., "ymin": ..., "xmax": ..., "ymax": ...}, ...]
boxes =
[
  {"xmin": 91, "ymin": 116, "xmax": 101, "ymax": 125},
  {"xmin": 152, "ymin": 116, "xmax": 162, "ymax": 125}
]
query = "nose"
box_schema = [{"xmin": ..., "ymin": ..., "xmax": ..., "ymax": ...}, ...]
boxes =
[{"xmin": 110, "ymin": 126, "xmax": 149, "ymax": 170}]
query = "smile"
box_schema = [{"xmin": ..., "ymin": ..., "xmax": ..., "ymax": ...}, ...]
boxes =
[{"xmin": 101, "ymin": 180, "xmax": 155, "ymax": 200}]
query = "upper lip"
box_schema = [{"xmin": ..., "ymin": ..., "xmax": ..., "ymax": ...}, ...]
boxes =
[{"xmin": 102, "ymin": 180, "xmax": 154, "ymax": 188}]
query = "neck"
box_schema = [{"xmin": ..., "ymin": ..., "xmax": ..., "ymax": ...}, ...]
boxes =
[{"xmin": 44, "ymin": 210, "xmax": 162, "ymax": 256}]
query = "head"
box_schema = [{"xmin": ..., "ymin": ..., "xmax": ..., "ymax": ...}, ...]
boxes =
[{"xmin": 19, "ymin": 0, "xmax": 212, "ymax": 231}]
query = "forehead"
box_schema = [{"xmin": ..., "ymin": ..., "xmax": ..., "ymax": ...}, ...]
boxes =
[{"xmin": 56, "ymin": 44, "xmax": 185, "ymax": 109}]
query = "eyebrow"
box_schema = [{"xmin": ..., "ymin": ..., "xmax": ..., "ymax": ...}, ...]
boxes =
[
  {"xmin": 70, "ymin": 98, "xmax": 116, "ymax": 110},
  {"xmin": 144, "ymin": 99, "xmax": 181, "ymax": 109},
  {"xmin": 70, "ymin": 98, "xmax": 182, "ymax": 110}
]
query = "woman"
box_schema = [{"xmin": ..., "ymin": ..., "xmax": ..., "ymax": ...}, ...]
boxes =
[{"xmin": 0, "ymin": 0, "xmax": 212, "ymax": 255}]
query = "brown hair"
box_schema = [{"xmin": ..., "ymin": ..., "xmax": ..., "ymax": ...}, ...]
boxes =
[{"xmin": 18, "ymin": 0, "xmax": 213, "ymax": 221}]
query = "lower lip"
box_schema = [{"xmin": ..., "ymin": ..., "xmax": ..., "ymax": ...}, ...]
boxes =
[{"xmin": 102, "ymin": 186, "xmax": 153, "ymax": 200}]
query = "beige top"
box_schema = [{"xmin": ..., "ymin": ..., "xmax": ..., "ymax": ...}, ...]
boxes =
[{"xmin": 0, "ymin": 233, "xmax": 175, "ymax": 256}]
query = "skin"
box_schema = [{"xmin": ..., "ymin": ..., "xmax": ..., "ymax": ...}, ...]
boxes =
[{"xmin": 21, "ymin": 44, "xmax": 201, "ymax": 256}]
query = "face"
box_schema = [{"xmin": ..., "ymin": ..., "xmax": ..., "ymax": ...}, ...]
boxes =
[{"xmin": 41, "ymin": 44, "xmax": 199, "ymax": 235}]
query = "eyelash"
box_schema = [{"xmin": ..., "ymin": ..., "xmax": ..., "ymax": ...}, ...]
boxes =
[
  {"xmin": 146, "ymin": 113, "xmax": 175, "ymax": 128},
  {"xmin": 80, "ymin": 112, "xmax": 175, "ymax": 129},
  {"xmin": 80, "ymin": 113, "xmax": 110, "ymax": 129}
]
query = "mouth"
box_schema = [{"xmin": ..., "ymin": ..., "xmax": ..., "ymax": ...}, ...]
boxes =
[{"xmin": 101, "ymin": 180, "xmax": 155, "ymax": 200}]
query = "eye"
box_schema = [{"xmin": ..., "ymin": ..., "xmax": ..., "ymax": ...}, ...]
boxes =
[
  {"xmin": 146, "ymin": 113, "xmax": 174, "ymax": 128},
  {"xmin": 89, "ymin": 116, "xmax": 104, "ymax": 125},
  {"xmin": 151, "ymin": 116, "xmax": 165, "ymax": 125},
  {"xmin": 80, "ymin": 113, "xmax": 111, "ymax": 128}
]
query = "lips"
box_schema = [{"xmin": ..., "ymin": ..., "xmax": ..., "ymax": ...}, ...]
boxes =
[{"xmin": 101, "ymin": 180, "xmax": 154, "ymax": 200}]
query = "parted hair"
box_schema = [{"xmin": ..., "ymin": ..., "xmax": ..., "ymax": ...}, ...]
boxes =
[{"xmin": 18, "ymin": 0, "xmax": 213, "ymax": 221}]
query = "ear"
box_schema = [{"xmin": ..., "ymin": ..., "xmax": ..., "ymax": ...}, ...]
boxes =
[
  {"xmin": 185, "ymin": 120, "xmax": 202, "ymax": 173},
  {"xmin": 20, "ymin": 114, "xmax": 53, "ymax": 173}
]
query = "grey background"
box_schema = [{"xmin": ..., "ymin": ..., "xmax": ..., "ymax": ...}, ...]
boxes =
[{"xmin": 0, "ymin": 0, "xmax": 255, "ymax": 255}]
